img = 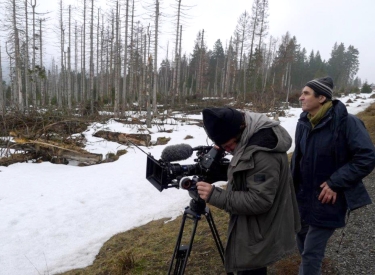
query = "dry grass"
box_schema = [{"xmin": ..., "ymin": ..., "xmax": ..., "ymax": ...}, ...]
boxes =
[
  {"xmin": 59, "ymin": 103, "xmax": 375, "ymax": 275},
  {"xmin": 58, "ymin": 205, "xmax": 337, "ymax": 275},
  {"xmin": 59, "ymin": 208, "xmax": 230, "ymax": 275},
  {"xmin": 357, "ymin": 104, "xmax": 375, "ymax": 143}
]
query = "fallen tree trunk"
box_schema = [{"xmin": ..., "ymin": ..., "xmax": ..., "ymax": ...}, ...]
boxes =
[
  {"xmin": 93, "ymin": 131, "xmax": 151, "ymax": 146},
  {"xmin": 0, "ymin": 139, "xmax": 103, "ymax": 166},
  {"xmin": 0, "ymin": 152, "xmax": 37, "ymax": 166}
]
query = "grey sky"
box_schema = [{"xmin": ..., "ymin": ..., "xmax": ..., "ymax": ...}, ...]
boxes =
[
  {"xmin": 178, "ymin": 0, "xmax": 374, "ymax": 84},
  {"xmin": 2, "ymin": 0, "xmax": 373, "ymax": 85}
]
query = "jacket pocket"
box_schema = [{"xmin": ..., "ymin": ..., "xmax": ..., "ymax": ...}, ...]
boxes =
[
  {"xmin": 237, "ymin": 215, "xmax": 264, "ymax": 246},
  {"xmin": 312, "ymin": 191, "xmax": 347, "ymax": 224}
]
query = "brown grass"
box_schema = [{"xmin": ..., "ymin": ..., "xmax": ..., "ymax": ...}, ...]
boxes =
[
  {"xmin": 59, "ymin": 208, "xmax": 230, "ymax": 275},
  {"xmin": 357, "ymin": 104, "xmax": 375, "ymax": 144},
  {"xmin": 58, "ymin": 103, "xmax": 375, "ymax": 275}
]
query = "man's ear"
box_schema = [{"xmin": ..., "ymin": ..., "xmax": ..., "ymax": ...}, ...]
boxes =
[{"xmin": 318, "ymin": 95, "xmax": 327, "ymax": 104}]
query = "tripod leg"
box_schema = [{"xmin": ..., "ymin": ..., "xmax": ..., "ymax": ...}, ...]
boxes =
[
  {"xmin": 168, "ymin": 208, "xmax": 200, "ymax": 275},
  {"xmin": 204, "ymin": 207, "xmax": 225, "ymax": 264}
]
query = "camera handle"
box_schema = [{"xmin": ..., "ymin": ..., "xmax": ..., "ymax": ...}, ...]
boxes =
[{"xmin": 167, "ymin": 199, "xmax": 225, "ymax": 275}]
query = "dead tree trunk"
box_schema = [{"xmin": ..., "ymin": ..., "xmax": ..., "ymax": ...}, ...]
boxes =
[
  {"xmin": 171, "ymin": 0, "xmax": 181, "ymax": 107},
  {"xmin": 82, "ymin": 0, "xmax": 87, "ymax": 105},
  {"xmin": 59, "ymin": 0, "xmax": 64, "ymax": 108},
  {"xmin": 12, "ymin": 0, "xmax": 23, "ymax": 111},
  {"xmin": 74, "ymin": 22, "xmax": 79, "ymax": 104},
  {"xmin": 197, "ymin": 29, "xmax": 205, "ymax": 95},
  {"xmin": 0, "ymin": 45, "xmax": 3, "ymax": 115},
  {"xmin": 177, "ymin": 25, "xmax": 182, "ymax": 99},
  {"xmin": 114, "ymin": 1, "xmax": 120, "ymax": 116},
  {"xmin": 122, "ymin": 0, "xmax": 129, "ymax": 112},
  {"xmin": 152, "ymin": 0, "xmax": 159, "ymax": 114},
  {"xmin": 39, "ymin": 18, "xmax": 45, "ymax": 105},
  {"xmin": 68, "ymin": 5, "xmax": 72, "ymax": 109},
  {"xmin": 24, "ymin": 0, "xmax": 30, "ymax": 108},
  {"xmin": 146, "ymin": 55, "xmax": 152, "ymax": 128},
  {"xmin": 96, "ymin": 8, "xmax": 100, "ymax": 102},
  {"xmin": 129, "ymin": 0, "xmax": 135, "ymax": 104},
  {"xmin": 89, "ymin": 0, "xmax": 95, "ymax": 113},
  {"xmin": 31, "ymin": 0, "xmax": 37, "ymax": 106}
]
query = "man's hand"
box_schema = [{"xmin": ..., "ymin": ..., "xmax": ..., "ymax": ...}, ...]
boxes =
[
  {"xmin": 196, "ymin": 181, "xmax": 214, "ymax": 202},
  {"xmin": 318, "ymin": 182, "xmax": 337, "ymax": 204}
]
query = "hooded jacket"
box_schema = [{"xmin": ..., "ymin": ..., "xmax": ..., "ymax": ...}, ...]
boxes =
[
  {"xmin": 291, "ymin": 100, "xmax": 375, "ymax": 228},
  {"xmin": 208, "ymin": 112, "xmax": 300, "ymax": 272}
]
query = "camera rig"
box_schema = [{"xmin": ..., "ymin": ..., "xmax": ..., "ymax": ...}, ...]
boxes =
[
  {"xmin": 146, "ymin": 145, "xmax": 229, "ymax": 192},
  {"xmin": 141, "ymin": 144, "xmax": 229, "ymax": 274}
]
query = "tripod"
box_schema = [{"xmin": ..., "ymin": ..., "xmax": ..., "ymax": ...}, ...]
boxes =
[{"xmin": 168, "ymin": 195, "xmax": 225, "ymax": 275}]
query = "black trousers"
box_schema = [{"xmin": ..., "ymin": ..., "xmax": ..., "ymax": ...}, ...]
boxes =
[{"xmin": 228, "ymin": 267, "xmax": 267, "ymax": 275}]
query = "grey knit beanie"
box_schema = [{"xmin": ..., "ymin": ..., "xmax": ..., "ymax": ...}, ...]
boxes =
[{"xmin": 305, "ymin": 76, "xmax": 334, "ymax": 99}]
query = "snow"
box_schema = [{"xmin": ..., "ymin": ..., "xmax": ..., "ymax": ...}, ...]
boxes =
[{"xmin": 1, "ymin": 93, "xmax": 374, "ymax": 275}]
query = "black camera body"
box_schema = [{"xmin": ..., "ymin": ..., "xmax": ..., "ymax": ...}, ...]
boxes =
[{"xmin": 146, "ymin": 146, "xmax": 229, "ymax": 192}]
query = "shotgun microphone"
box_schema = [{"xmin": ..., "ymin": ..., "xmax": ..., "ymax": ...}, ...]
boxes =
[{"xmin": 160, "ymin": 144, "xmax": 194, "ymax": 162}]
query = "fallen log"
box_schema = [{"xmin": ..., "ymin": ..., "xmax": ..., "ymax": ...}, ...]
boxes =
[
  {"xmin": 0, "ymin": 152, "xmax": 37, "ymax": 166},
  {"xmin": 93, "ymin": 131, "xmax": 151, "ymax": 146},
  {"xmin": 28, "ymin": 140, "xmax": 103, "ymax": 164},
  {"xmin": 0, "ymin": 139, "xmax": 103, "ymax": 166}
]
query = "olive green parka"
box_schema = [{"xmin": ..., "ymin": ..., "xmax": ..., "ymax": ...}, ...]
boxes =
[{"xmin": 208, "ymin": 113, "xmax": 300, "ymax": 272}]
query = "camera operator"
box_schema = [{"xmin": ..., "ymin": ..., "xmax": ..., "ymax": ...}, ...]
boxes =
[{"xmin": 197, "ymin": 107, "xmax": 300, "ymax": 275}]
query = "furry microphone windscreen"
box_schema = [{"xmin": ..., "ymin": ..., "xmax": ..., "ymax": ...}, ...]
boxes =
[{"xmin": 160, "ymin": 144, "xmax": 194, "ymax": 162}]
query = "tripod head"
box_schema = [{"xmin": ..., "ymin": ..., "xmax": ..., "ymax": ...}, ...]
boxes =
[
  {"xmin": 188, "ymin": 197, "xmax": 207, "ymax": 215},
  {"xmin": 179, "ymin": 176, "xmax": 208, "ymax": 214}
]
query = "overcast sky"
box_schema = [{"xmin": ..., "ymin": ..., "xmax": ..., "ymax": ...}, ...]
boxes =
[
  {"xmin": 1, "ymin": 0, "xmax": 374, "ymax": 85},
  {"xmin": 172, "ymin": 0, "xmax": 375, "ymax": 84}
]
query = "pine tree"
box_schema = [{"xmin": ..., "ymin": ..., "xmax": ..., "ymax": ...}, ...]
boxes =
[{"xmin": 361, "ymin": 81, "xmax": 372, "ymax": 93}]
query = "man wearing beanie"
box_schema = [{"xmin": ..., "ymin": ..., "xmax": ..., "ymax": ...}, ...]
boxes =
[
  {"xmin": 197, "ymin": 107, "xmax": 301, "ymax": 275},
  {"xmin": 291, "ymin": 76, "xmax": 375, "ymax": 274}
]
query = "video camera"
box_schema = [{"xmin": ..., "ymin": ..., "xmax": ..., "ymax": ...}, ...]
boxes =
[{"xmin": 146, "ymin": 144, "xmax": 229, "ymax": 193}]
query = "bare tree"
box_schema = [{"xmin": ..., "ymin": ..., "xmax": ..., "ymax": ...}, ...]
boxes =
[
  {"xmin": 122, "ymin": 0, "xmax": 129, "ymax": 111},
  {"xmin": 31, "ymin": 0, "xmax": 36, "ymax": 106},
  {"xmin": 146, "ymin": 53, "xmax": 152, "ymax": 127},
  {"xmin": 12, "ymin": 0, "xmax": 23, "ymax": 110},
  {"xmin": 58, "ymin": 0, "xmax": 64, "ymax": 108},
  {"xmin": 197, "ymin": 29, "xmax": 204, "ymax": 94},
  {"xmin": 262, "ymin": 35, "xmax": 276, "ymax": 93},
  {"xmin": 24, "ymin": 0, "xmax": 30, "ymax": 108},
  {"xmin": 233, "ymin": 10, "xmax": 251, "ymax": 96},
  {"xmin": 129, "ymin": 0, "xmax": 135, "ymax": 104},
  {"xmin": 82, "ymin": 0, "xmax": 87, "ymax": 104},
  {"xmin": 177, "ymin": 24, "xmax": 182, "ymax": 98},
  {"xmin": 254, "ymin": 0, "xmax": 269, "ymax": 90},
  {"xmin": 114, "ymin": 1, "xmax": 120, "ymax": 115},
  {"xmin": 39, "ymin": 18, "xmax": 46, "ymax": 105},
  {"xmin": 67, "ymin": 5, "xmax": 72, "ymax": 108},
  {"xmin": 224, "ymin": 37, "xmax": 234, "ymax": 97},
  {"xmin": 74, "ymin": 21, "xmax": 79, "ymax": 104},
  {"xmin": 0, "ymin": 45, "xmax": 3, "ymax": 115},
  {"xmin": 89, "ymin": 0, "xmax": 95, "ymax": 113},
  {"xmin": 171, "ymin": 0, "xmax": 181, "ymax": 107},
  {"xmin": 96, "ymin": 8, "xmax": 100, "ymax": 102},
  {"xmin": 152, "ymin": 0, "xmax": 159, "ymax": 114},
  {"xmin": 256, "ymin": 0, "xmax": 269, "ymax": 52},
  {"xmin": 99, "ymin": 15, "xmax": 105, "ymax": 103},
  {"xmin": 245, "ymin": 0, "xmax": 270, "ymax": 94}
]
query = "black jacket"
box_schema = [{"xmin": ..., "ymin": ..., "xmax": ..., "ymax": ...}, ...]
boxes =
[{"xmin": 291, "ymin": 100, "xmax": 375, "ymax": 228}]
